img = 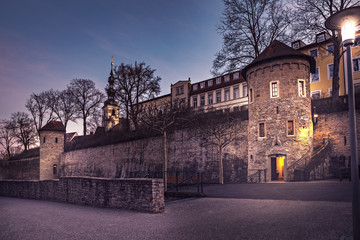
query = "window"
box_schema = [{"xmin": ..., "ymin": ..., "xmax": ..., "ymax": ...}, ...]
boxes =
[
  {"xmin": 193, "ymin": 84, "xmax": 198, "ymax": 91},
  {"xmin": 329, "ymin": 88, "xmax": 332, "ymax": 97},
  {"xmin": 208, "ymin": 93, "xmax": 213, "ymax": 105},
  {"xmin": 249, "ymin": 88, "xmax": 253, "ymax": 103},
  {"xmin": 180, "ymin": 98, "xmax": 186, "ymax": 108},
  {"xmin": 311, "ymin": 90, "xmax": 321, "ymax": 100},
  {"xmin": 193, "ymin": 97, "xmax": 198, "ymax": 107},
  {"xmin": 309, "ymin": 49, "xmax": 318, "ymax": 58},
  {"xmin": 233, "ymin": 72, "xmax": 239, "ymax": 80},
  {"xmin": 354, "ymin": 58, "xmax": 360, "ymax": 72},
  {"xmin": 200, "ymin": 82, "xmax": 205, "ymax": 89},
  {"xmin": 354, "ymin": 36, "xmax": 360, "ymax": 46},
  {"xmin": 316, "ymin": 34, "xmax": 325, "ymax": 43},
  {"xmin": 233, "ymin": 87, "xmax": 239, "ymax": 99},
  {"xmin": 53, "ymin": 164, "xmax": 57, "ymax": 175},
  {"xmin": 176, "ymin": 86, "xmax": 184, "ymax": 95},
  {"xmin": 298, "ymin": 80, "xmax": 306, "ymax": 97},
  {"xmin": 233, "ymin": 106, "xmax": 239, "ymax": 112},
  {"xmin": 328, "ymin": 64, "xmax": 334, "ymax": 79},
  {"xmin": 225, "ymin": 89, "xmax": 230, "ymax": 101},
  {"xmin": 243, "ymin": 85, "xmax": 248, "ymax": 97},
  {"xmin": 327, "ymin": 44, "xmax": 334, "ymax": 55},
  {"xmin": 112, "ymin": 109, "xmax": 116, "ymax": 116},
  {"xmin": 292, "ymin": 42, "xmax": 300, "ymax": 49},
  {"xmin": 55, "ymin": 137, "xmax": 58, "ymax": 143},
  {"xmin": 287, "ymin": 120, "xmax": 295, "ymax": 136},
  {"xmin": 43, "ymin": 137, "xmax": 46, "ymax": 143},
  {"xmin": 224, "ymin": 75, "xmax": 230, "ymax": 82},
  {"xmin": 208, "ymin": 80, "xmax": 213, "ymax": 87},
  {"xmin": 258, "ymin": 122, "xmax": 265, "ymax": 138},
  {"xmin": 216, "ymin": 91, "xmax": 221, "ymax": 103},
  {"xmin": 216, "ymin": 77, "xmax": 221, "ymax": 84},
  {"xmin": 200, "ymin": 95, "xmax": 205, "ymax": 106},
  {"xmin": 270, "ymin": 81, "xmax": 279, "ymax": 98},
  {"xmin": 311, "ymin": 67, "xmax": 320, "ymax": 82}
]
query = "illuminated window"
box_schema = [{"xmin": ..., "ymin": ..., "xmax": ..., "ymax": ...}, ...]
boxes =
[
  {"xmin": 193, "ymin": 97, "xmax": 198, "ymax": 107},
  {"xmin": 249, "ymin": 88, "xmax": 253, "ymax": 103},
  {"xmin": 208, "ymin": 80, "xmax": 213, "ymax": 87},
  {"xmin": 309, "ymin": 49, "xmax": 318, "ymax": 58},
  {"xmin": 298, "ymin": 80, "xmax": 306, "ymax": 97},
  {"xmin": 328, "ymin": 64, "xmax": 334, "ymax": 79},
  {"xmin": 200, "ymin": 95, "xmax": 205, "ymax": 106},
  {"xmin": 270, "ymin": 81, "xmax": 279, "ymax": 98},
  {"xmin": 233, "ymin": 87, "xmax": 239, "ymax": 99},
  {"xmin": 216, "ymin": 91, "xmax": 221, "ymax": 103},
  {"xmin": 258, "ymin": 122, "xmax": 266, "ymax": 138},
  {"xmin": 208, "ymin": 93, "xmax": 213, "ymax": 105},
  {"xmin": 287, "ymin": 120, "xmax": 295, "ymax": 136},
  {"xmin": 311, "ymin": 67, "xmax": 320, "ymax": 82},
  {"xmin": 225, "ymin": 89, "xmax": 230, "ymax": 101},
  {"xmin": 53, "ymin": 164, "xmax": 57, "ymax": 175}
]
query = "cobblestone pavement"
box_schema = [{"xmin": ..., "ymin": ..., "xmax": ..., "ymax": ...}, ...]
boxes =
[{"xmin": 0, "ymin": 180, "xmax": 353, "ymax": 240}]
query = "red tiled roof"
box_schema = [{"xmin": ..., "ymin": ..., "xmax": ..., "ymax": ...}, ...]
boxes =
[
  {"xmin": 242, "ymin": 40, "xmax": 316, "ymax": 78},
  {"xmin": 39, "ymin": 121, "xmax": 65, "ymax": 132}
]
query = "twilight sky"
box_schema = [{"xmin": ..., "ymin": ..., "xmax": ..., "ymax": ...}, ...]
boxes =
[{"xmin": 0, "ymin": 0, "xmax": 223, "ymax": 134}]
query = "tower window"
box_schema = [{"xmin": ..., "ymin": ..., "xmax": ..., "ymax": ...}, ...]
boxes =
[
  {"xmin": 270, "ymin": 81, "xmax": 279, "ymax": 98},
  {"xmin": 112, "ymin": 109, "xmax": 116, "ymax": 116},
  {"xmin": 53, "ymin": 164, "xmax": 57, "ymax": 175},
  {"xmin": 258, "ymin": 122, "xmax": 266, "ymax": 138},
  {"xmin": 43, "ymin": 137, "xmax": 46, "ymax": 143},
  {"xmin": 249, "ymin": 88, "xmax": 253, "ymax": 103},
  {"xmin": 287, "ymin": 120, "xmax": 295, "ymax": 136},
  {"xmin": 298, "ymin": 80, "xmax": 306, "ymax": 97},
  {"xmin": 55, "ymin": 137, "xmax": 58, "ymax": 143}
]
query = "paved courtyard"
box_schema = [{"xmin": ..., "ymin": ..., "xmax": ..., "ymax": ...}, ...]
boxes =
[{"xmin": 0, "ymin": 180, "xmax": 354, "ymax": 240}]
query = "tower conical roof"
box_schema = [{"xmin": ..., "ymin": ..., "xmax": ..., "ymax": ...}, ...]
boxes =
[{"xmin": 242, "ymin": 40, "xmax": 316, "ymax": 78}]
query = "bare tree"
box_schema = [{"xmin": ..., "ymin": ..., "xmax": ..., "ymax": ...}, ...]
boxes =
[
  {"xmin": 68, "ymin": 79, "xmax": 105, "ymax": 136},
  {"xmin": 197, "ymin": 112, "xmax": 243, "ymax": 184},
  {"xmin": 292, "ymin": 0, "xmax": 360, "ymax": 99},
  {"xmin": 9, "ymin": 112, "xmax": 37, "ymax": 151},
  {"xmin": 46, "ymin": 89, "xmax": 77, "ymax": 130},
  {"xmin": 25, "ymin": 92, "xmax": 54, "ymax": 134},
  {"xmin": 139, "ymin": 100, "xmax": 188, "ymax": 190},
  {"xmin": 213, "ymin": 0, "xmax": 292, "ymax": 75},
  {"xmin": 0, "ymin": 120, "xmax": 16, "ymax": 159},
  {"xmin": 113, "ymin": 61, "xmax": 161, "ymax": 130}
]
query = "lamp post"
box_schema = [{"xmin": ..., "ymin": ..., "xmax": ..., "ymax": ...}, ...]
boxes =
[{"xmin": 325, "ymin": 6, "xmax": 360, "ymax": 239}]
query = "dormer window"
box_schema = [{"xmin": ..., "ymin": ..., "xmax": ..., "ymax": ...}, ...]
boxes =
[
  {"xmin": 208, "ymin": 80, "xmax": 213, "ymax": 87},
  {"xmin": 224, "ymin": 75, "xmax": 230, "ymax": 82},
  {"xmin": 193, "ymin": 84, "xmax": 198, "ymax": 91},
  {"xmin": 216, "ymin": 77, "xmax": 221, "ymax": 84},
  {"xmin": 233, "ymin": 72, "xmax": 239, "ymax": 80},
  {"xmin": 200, "ymin": 82, "xmax": 205, "ymax": 89},
  {"xmin": 292, "ymin": 42, "xmax": 300, "ymax": 49},
  {"xmin": 316, "ymin": 33, "xmax": 326, "ymax": 43}
]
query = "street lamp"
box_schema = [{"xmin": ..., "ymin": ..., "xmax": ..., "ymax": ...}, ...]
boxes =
[{"xmin": 325, "ymin": 6, "xmax": 360, "ymax": 240}]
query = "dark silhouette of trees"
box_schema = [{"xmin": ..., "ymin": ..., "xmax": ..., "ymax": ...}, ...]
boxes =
[
  {"xmin": 9, "ymin": 112, "xmax": 37, "ymax": 151},
  {"xmin": 213, "ymin": 0, "xmax": 292, "ymax": 75},
  {"xmin": 68, "ymin": 79, "xmax": 105, "ymax": 135},
  {"xmin": 197, "ymin": 112, "xmax": 243, "ymax": 184},
  {"xmin": 113, "ymin": 61, "xmax": 161, "ymax": 130},
  {"xmin": 46, "ymin": 89, "xmax": 77, "ymax": 130},
  {"xmin": 139, "ymin": 100, "xmax": 188, "ymax": 190},
  {"xmin": 292, "ymin": 0, "xmax": 360, "ymax": 100},
  {"xmin": 25, "ymin": 92, "xmax": 54, "ymax": 134},
  {"xmin": 0, "ymin": 120, "xmax": 16, "ymax": 159}
]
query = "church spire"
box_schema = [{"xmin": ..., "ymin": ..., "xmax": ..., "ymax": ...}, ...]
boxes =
[{"xmin": 110, "ymin": 56, "xmax": 114, "ymax": 76}]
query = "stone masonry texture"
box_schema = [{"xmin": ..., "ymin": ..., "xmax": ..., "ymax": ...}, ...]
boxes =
[{"xmin": 0, "ymin": 177, "xmax": 164, "ymax": 213}]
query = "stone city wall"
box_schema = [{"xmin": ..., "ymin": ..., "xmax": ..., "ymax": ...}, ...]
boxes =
[
  {"xmin": 61, "ymin": 119, "xmax": 249, "ymax": 183},
  {"xmin": 0, "ymin": 157, "xmax": 39, "ymax": 180},
  {"xmin": 0, "ymin": 177, "xmax": 164, "ymax": 213}
]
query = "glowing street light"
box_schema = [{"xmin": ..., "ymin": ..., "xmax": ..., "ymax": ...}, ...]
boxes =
[{"xmin": 325, "ymin": 6, "xmax": 360, "ymax": 240}]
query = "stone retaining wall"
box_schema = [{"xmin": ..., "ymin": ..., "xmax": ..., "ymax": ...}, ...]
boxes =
[{"xmin": 0, "ymin": 177, "xmax": 164, "ymax": 213}]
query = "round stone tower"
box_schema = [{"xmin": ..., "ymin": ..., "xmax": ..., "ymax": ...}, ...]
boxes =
[
  {"xmin": 242, "ymin": 40, "xmax": 316, "ymax": 181},
  {"xmin": 39, "ymin": 121, "xmax": 65, "ymax": 180}
]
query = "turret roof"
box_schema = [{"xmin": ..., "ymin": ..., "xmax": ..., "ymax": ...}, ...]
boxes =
[{"xmin": 39, "ymin": 121, "xmax": 65, "ymax": 132}]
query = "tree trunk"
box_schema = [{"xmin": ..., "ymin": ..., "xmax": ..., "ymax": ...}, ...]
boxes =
[
  {"xmin": 83, "ymin": 116, "xmax": 87, "ymax": 136},
  {"xmin": 163, "ymin": 131, "xmax": 168, "ymax": 191},
  {"xmin": 219, "ymin": 146, "xmax": 224, "ymax": 184}
]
